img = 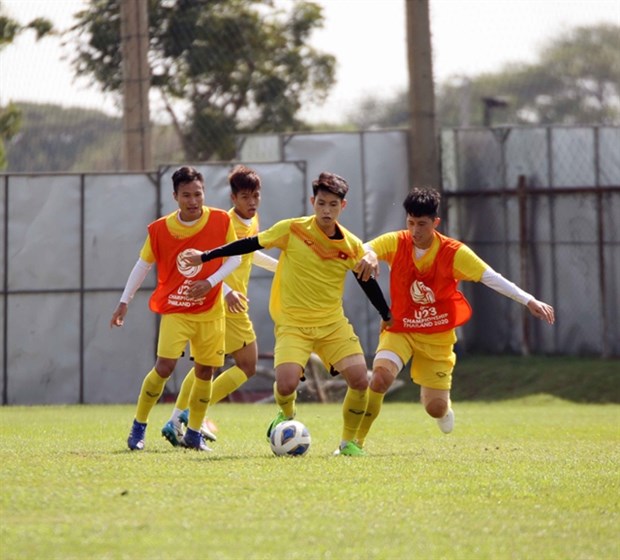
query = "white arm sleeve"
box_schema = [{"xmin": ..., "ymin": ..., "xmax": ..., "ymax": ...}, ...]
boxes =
[
  {"xmin": 363, "ymin": 243, "xmax": 375, "ymax": 253},
  {"xmin": 222, "ymin": 282, "xmax": 233, "ymax": 296},
  {"xmin": 480, "ymin": 268, "xmax": 534, "ymax": 306},
  {"xmin": 120, "ymin": 258, "xmax": 153, "ymax": 304},
  {"xmin": 252, "ymin": 250, "xmax": 278, "ymax": 273},
  {"xmin": 206, "ymin": 255, "xmax": 242, "ymax": 287}
]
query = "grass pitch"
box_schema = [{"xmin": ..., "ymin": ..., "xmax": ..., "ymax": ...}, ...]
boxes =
[{"xmin": 1, "ymin": 399, "xmax": 618, "ymax": 560}]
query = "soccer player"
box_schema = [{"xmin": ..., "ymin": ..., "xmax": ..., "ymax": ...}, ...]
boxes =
[
  {"xmin": 111, "ymin": 166, "xmax": 240, "ymax": 451},
  {"xmin": 181, "ymin": 172, "xmax": 391, "ymax": 456},
  {"xmin": 161, "ymin": 165, "xmax": 278, "ymax": 447},
  {"xmin": 352, "ymin": 187, "xmax": 555, "ymax": 449}
]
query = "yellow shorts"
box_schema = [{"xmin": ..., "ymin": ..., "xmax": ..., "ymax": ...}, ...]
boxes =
[
  {"xmin": 376, "ymin": 330, "xmax": 456, "ymax": 390},
  {"xmin": 225, "ymin": 312, "xmax": 257, "ymax": 354},
  {"xmin": 159, "ymin": 313, "xmax": 225, "ymax": 367},
  {"xmin": 274, "ymin": 318, "xmax": 363, "ymax": 369}
]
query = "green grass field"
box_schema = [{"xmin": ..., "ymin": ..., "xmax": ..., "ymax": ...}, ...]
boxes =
[{"xmin": 1, "ymin": 399, "xmax": 618, "ymax": 560}]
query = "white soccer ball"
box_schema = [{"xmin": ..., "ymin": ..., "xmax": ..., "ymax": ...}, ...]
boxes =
[{"xmin": 269, "ymin": 420, "xmax": 311, "ymax": 457}]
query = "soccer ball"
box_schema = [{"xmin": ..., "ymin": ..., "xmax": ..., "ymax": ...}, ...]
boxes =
[{"xmin": 269, "ymin": 420, "xmax": 311, "ymax": 457}]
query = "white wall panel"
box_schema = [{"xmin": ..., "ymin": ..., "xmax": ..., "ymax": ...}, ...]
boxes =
[
  {"xmin": 600, "ymin": 127, "xmax": 620, "ymax": 187},
  {"xmin": 7, "ymin": 294, "xmax": 80, "ymax": 404},
  {"xmin": 84, "ymin": 292, "xmax": 156, "ymax": 404},
  {"xmin": 362, "ymin": 130, "xmax": 410, "ymax": 240},
  {"xmin": 8, "ymin": 175, "xmax": 81, "ymax": 290},
  {"xmin": 284, "ymin": 132, "xmax": 365, "ymax": 236},
  {"xmin": 84, "ymin": 173, "xmax": 158, "ymax": 289},
  {"xmin": 552, "ymin": 127, "xmax": 596, "ymax": 188}
]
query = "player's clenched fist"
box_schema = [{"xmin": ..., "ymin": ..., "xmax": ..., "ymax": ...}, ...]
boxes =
[{"xmin": 110, "ymin": 302, "xmax": 128, "ymax": 328}]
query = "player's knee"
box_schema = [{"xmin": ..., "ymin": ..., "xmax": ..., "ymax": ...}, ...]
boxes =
[
  {"xmin": 369, "ymin": 367, "xmax": 394, "ymax": 393},
  {"xmin": 425, "ymin": 397, "xmax": 449, "ymax": 418},
  {"xmin": 194, "ymin": 365, "xmax": 216, "ymax": 380},
  {"xmin": 235, "ymin": 359, "xmax": 256, "ymax": 378},
  {"xmin": 276, "ymin": 378, "xmax": 298, "ymax": 396},
  {"xmin": 155, "ymin": 359, "xmax": 176, "ymax": 378},
  {"xmin": 347, "ymin": 373, "xmax": 368, "ymax": 391},
  {"xmin": 233, "ymin": 343, "xmax": 258, "ymax": 378},
  {"xmin": 276, "ymin": 365, "xmax": 304, "ymax": 395}
]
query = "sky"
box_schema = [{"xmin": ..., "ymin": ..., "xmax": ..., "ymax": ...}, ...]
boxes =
[{"xmin": 1, "ymin": 0, "xmax": 619, "ymax": 123}]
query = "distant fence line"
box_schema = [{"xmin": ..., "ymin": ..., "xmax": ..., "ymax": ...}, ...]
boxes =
[
  {"xmin": 440, "ymin": 125, "xmax": 619, "ymax": 358},
  {"xmin": 1, "ymin": 125, "xmax": 618, "ymax": 405}
]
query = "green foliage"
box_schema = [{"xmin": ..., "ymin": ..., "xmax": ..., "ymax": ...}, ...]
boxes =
[
  {"xmin": 348, "ymin": 24, "xmax": 620, "ymax": 128},
  {"xmin": 70, "ymin": 0, "xmax": 335, "ymax": 161},
  {"xmin": 4, "ymin": 103, "xmax": 183, "ymax": 172},
  {"xmin": 1, "ymin": 402, "xmax": 618, "ymax": 559},
  {"xmin": 5, "ymin": 103, "xmax": 122, "ymax": 172},
  {"xmin": 24, "ymin": 16, "xmax": 54, "ymax": 39},
  {"xmin": 348, "ymin": 92, "xmax": 409, "ymax": 130},
  {"xmin": 0, "ymin": 14, "xmax": 20, "ymax": 48},
  {"xmin": 0, "ymin": 102, "xmax": 21, "ymax": 168},
  {"xmin": 439, "ymin": 24, "xmax": 620, "ymax": 126}
]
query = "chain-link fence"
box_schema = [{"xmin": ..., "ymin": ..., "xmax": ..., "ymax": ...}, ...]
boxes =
[{"xmin": 442, "ymin": 125, "xmax": 620, "ymax": 357}]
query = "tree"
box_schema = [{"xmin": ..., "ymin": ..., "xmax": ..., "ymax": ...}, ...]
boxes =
[
  {"xmin": 70, "ymin": 0, "xmax": 336, "ymax": 161},
  {"xmin": 349, "ymin": 93, "xmax": 410, "ymax": 131},
  {"xmin": 519, "ymin": 23, "xmax": 620, "ymax": 125},
  {"xmin": 347, "ymin": 24, "xmax": 620, "ymax": 129},
  {"xmin": 0, "ymin": 2, "xmax": 53, "ymax": 168}
]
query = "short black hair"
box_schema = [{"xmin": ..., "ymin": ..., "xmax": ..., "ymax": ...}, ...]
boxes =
[
  {"xmin": 228, "ymin": 165, "xmax": 261, "ymax": 194},
  {"xmin": 403, "ymin": 187, "xmax": 440, "ymax": 218},
  {"xmin": 171, "ymin": 166, "xmax": 204, "ymax": 193},
  {"xmin": 311, "ymin": 172, "xmax": 349, "ymax": 200}
]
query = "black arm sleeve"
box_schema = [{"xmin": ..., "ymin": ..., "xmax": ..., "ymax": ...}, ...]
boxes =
[
  {"xmin": 203, "ymin": 236, "xmax": 263, "ymax": 261},
  {"xmin": 353, "ymin": 273, "xmax": 391, "ymax": 321}
]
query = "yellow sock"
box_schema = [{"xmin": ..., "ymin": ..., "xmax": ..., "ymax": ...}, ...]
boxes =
[
  {"xmin": 341, "ymin": 387, "xmax": 369, "ymax": 442},
  {"xmin": 187, "ymin": 376, "xmax": 212, "ymax": 431},
  {"xmin": 211, "ymin": 365, "xmax": 249, "ymax": 405},
  {"xmin": 175, "ymin": 368, "xmax": 196, "ymax": 410},
  {"xmin": 355, "ymin": 389, "xmax": 385, "ymax": 447},
  {"xmin": 135, "ymin": 368, "xmax": 167, "ymax": 423},
  {"xmin": 274, "ymin": 382, "xmax": 296, "ymax": 418}
]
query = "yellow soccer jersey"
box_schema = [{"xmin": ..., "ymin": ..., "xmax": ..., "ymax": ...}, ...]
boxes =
[
  {"xmin": 139, "ymin": 206, "xmax": 237, "ymax": 321},
  {"xmin": 369, "ymin": 230, "xmax": 489, "ymax": 342},
  {"xmin": 258, "ymin": 216, "xmax": 365, "ymax": 327},
  {"xmin": 223, "ymin": 209, "xmax": 259, "ymax": 303}
]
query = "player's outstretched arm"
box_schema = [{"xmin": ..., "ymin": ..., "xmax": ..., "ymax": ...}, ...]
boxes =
[
  {"xmin": 181, "ymin": 236, "xmax": 263, "ymax": 266},
  {"xmin": 478, "ymin": 267, "xmax": 555, "ymax": 326},
  {"xmin": 526, "ymin": 298, "xmax": 555, "ymax": 324}
]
